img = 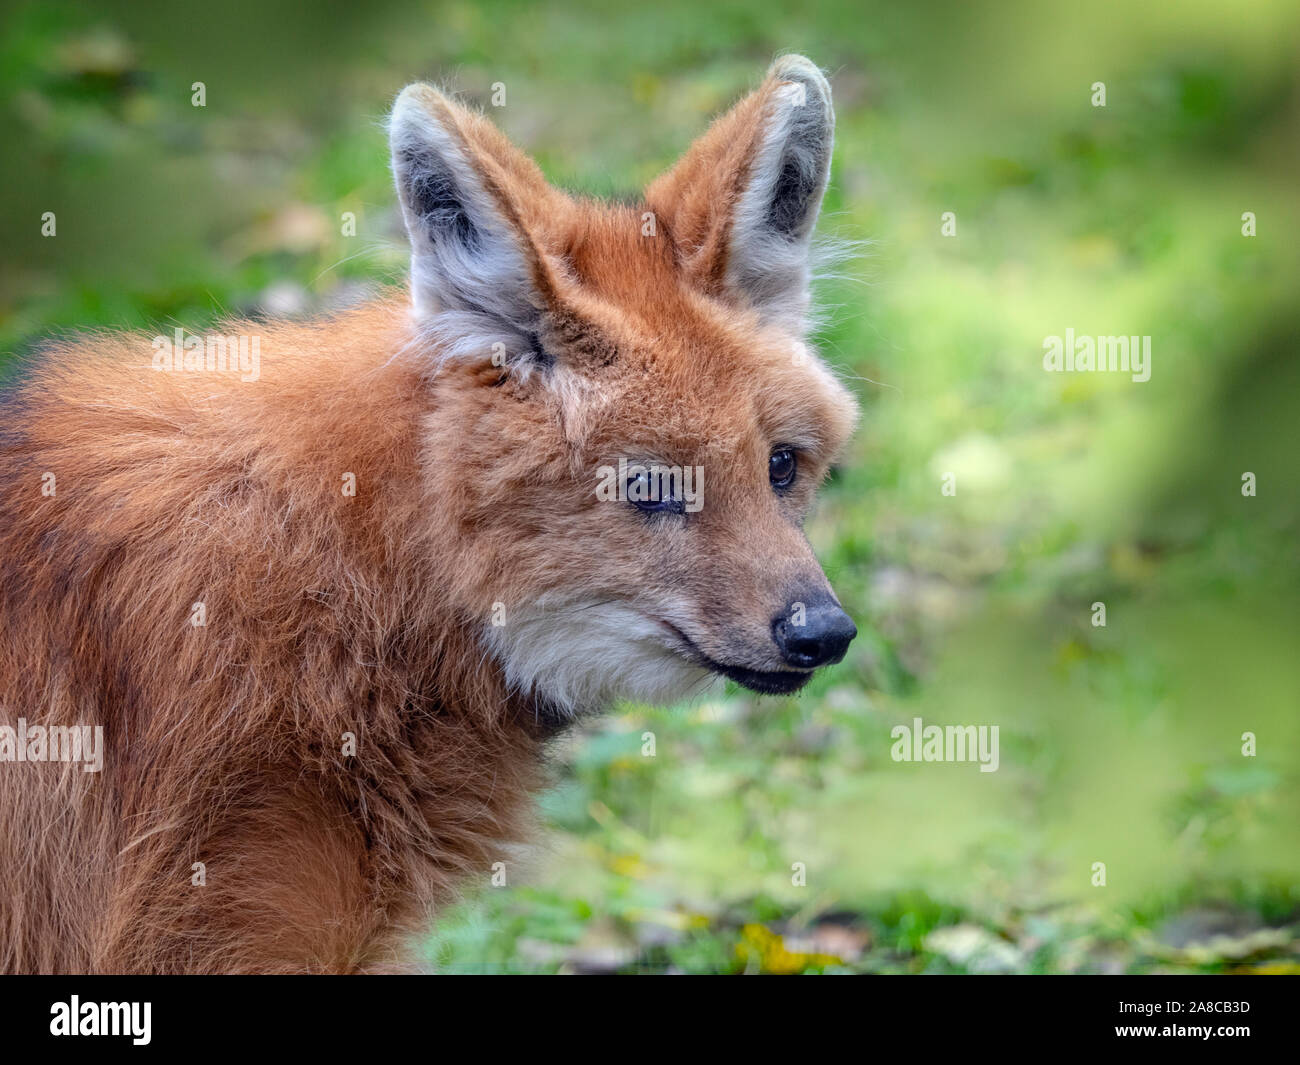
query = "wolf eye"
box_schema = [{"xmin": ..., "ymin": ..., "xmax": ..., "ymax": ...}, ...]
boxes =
[
  {"xmin": 769, "ymin": 448, "xmax": 797, "ymax": 490},
  {"xmin": 626, "ymin": 469, "xmax": 685, "ymax": 515}
]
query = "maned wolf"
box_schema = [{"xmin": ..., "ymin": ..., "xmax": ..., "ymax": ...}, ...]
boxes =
[{"xmin": 0, "ymin": 54, "xmax": 858, "ymax": 972}]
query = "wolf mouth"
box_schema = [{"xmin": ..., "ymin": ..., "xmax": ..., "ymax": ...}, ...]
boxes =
[{"xmin": 659, "ymin": 621, "xmax": 813, "ymax": 696}]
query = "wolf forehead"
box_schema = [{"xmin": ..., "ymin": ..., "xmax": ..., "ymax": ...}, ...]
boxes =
[{"xmin": 527, "ymin": 273, "xmax": 856, "ymax": 462}]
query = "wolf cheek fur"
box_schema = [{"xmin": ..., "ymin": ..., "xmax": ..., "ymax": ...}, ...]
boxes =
[{"xmin": 0, "ymin": 54, "xmax": 858, "ymax": 973}]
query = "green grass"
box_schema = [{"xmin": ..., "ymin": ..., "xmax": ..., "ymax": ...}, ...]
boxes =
[{"xmin": 2, "ymin": 0, "xmax": 1298, "ymax": 972}]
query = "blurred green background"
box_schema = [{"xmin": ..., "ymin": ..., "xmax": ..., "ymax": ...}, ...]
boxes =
[{"xmin": 2, "ymin": 0, "xmax": 1298, "ymax": 973}]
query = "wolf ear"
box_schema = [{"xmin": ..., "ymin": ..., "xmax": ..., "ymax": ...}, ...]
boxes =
[
  {"xmin": 389, "ymin": 84, "xmax": 560, "ymax": 344},
  {"xmin": 646, "ymin": 55, "xmax": 835, "ymax": 332}
]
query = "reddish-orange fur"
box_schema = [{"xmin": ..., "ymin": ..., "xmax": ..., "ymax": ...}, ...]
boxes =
[{"xmin": 0, "ymin": 57, "xmax": 856, "ymax": 973}]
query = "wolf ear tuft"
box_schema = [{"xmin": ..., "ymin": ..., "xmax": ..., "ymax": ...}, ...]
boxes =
[
  {"xmin": 647, "ymin": 55, "xmax": 836, "ymax": 333},
  {"xmin": 389, "ymin": 84, "xmax": 554, "ymax": 343}
]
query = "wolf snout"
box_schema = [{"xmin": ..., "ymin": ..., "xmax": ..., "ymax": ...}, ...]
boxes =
[{"xmin": 771, "ymin": 600, "xmax": 857, "ymax": 669}]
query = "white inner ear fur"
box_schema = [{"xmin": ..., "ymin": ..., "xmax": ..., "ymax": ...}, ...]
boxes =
[
  {"xmin": 726, "ymin": 64, "xmax": 835, "ymax": 333},
  {"xmin": 389, "ymin": 86, "xmax": 543, "ymax": 348}
]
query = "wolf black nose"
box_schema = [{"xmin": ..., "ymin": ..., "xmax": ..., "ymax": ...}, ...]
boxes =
[{"xmin": 772, "ymin": 601, "xmax": 857, "ymax": 669}]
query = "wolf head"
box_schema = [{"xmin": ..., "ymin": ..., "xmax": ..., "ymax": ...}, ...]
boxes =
[{"xmin": 389, "ymin": 55, "xmax": 859, "ymax": 717}]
